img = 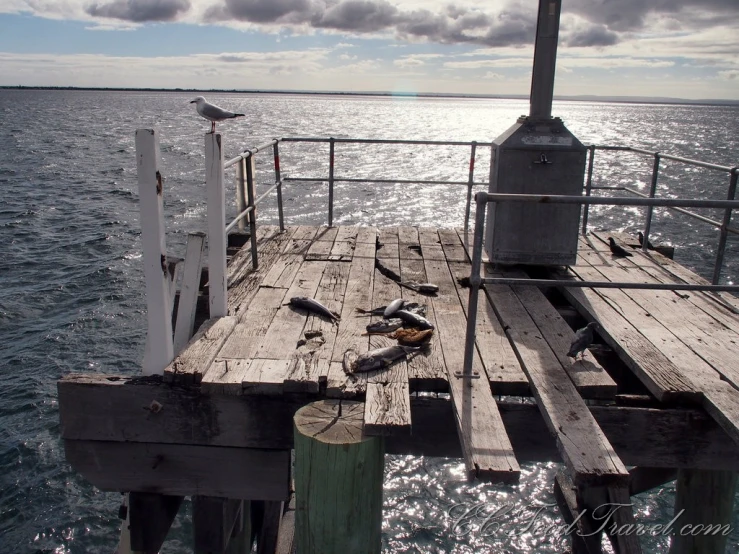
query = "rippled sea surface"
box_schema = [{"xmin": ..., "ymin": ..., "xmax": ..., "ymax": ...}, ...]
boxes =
[{"xmin": 1, "ymin": 90, "xmax": 738, "ymax": 553}]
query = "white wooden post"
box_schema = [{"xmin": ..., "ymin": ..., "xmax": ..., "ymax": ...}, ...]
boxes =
[
  {"xmin": 173, "ymin": 232, "xmax": 205, "ymax": 354},
  {"xmin": 136, "ymin": 129, "xmax": 174, "ymax": 376},
  {"xmin": 205, "ymin": 133, "xmax": 228, "ymax": 317}
]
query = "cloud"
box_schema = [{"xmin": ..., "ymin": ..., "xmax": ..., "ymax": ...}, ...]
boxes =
[
  {"xmin": 86, "ymin": 0, "xmax": 191, "ymax": 22},
  {"xmin": 719, "ymin": 69, "xmax": 739, "ymax": 80},
  {"xmin": 564, "ymin": 24, "xmax": 618, "ymax": 47}
]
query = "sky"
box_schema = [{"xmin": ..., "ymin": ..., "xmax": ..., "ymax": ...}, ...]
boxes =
[{"xmin": 0, "ymin": 0, "xmax": 737, "ymax": 100}]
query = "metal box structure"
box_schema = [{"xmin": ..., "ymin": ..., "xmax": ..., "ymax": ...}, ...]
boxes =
[{"xmin": 485, "ymin": 116, "xmax": 586, "ymax": 266}]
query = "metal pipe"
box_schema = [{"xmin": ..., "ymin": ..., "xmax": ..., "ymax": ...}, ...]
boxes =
[
  {"xmin": 591, "ymin": 145, "xmax": 734, "ymax": 173},
  {"xmin": 582, "ymin": 145, "xmax": 595, "ymax": 235},
  {"xmin": 245, "ymin": 156, "xmax": 258, "ymax": 269},
  {"xmin": 463, "ymin": 141, "xmax": 477, "ymax": 240},
  {"xmin": 481, "ymin": 277, "xmax": 739, "ymax": 293},
  {"xmin": 480, "ymin": 192, "xmax": 739, "ymax": 210},
  {"xmin": 236, "ymin": 157, "xmax": 247, "ymax": 232},
  {"xmin": 224, "ymin": 138, "xmax": 280, "ymax": 168},
  {"xmin": 529, "ymin": 0, "xmax": 562, "ymax": 120},
  {"xmin": 280, "ymin": 137, "xmax": 491, "ymax": 147},
  {"xmin": 712, "ymin": 169, "xmax": 739, "ymax": 285},
  {"xmin": 642, "ymin": 153, "xmax": 660, "ymax": 251},
  {"xmin": 283, "ymin": 177, "xmax": 481, "ymax": 187},
  {"xmin": 461, "ymin": 192, "xmax": 488, "ymax": 381},
  {"xmin": 328, "ymin": 138, "xmax": 335, "ymax": 227},
  {"xmin": 224, "ymin": 205, "xmax": 254, "ymax": 234},
  {"xmin": 273, "ymin": 141, "xmax": 284, "ymax": 232}
]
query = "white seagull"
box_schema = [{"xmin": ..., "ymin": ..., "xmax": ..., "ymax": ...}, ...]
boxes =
[{"xmin": 189, "ymin": 96, "xmax": 245, "ymax": 133}]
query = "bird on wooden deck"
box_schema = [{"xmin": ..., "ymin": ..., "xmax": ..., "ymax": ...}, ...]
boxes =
[
  {"xmin": 608, "ymin": 237, "xmax": 633, "ymax": 257},
  {"xmin": 567, "ymin": 321, "xmax": 599, "ymax": 359},
  {"xmin": 637, "ymin": 231, "xmax": 655, "ymax": 249},
  {"xmin": 190, "ymin": 96, "xmax": 245, "ymax": 133}
]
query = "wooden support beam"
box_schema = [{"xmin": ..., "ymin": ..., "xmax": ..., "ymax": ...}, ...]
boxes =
[
  {"xmin": 128, "ymin": 492, "xmax": 183, "ymax": 554},
  {"xmin": 58, "ymin": 374, "xmax": 739, "ymax": 471},
  {"xmin": 553, "ymin": 470, "xmax": 603, "ymax": 554},
  {"xmin": 294, "ymin": 400, "xmax": 384, "ymax": 554},
  {"xmin": 275, "ymin": 495, "xmax": 296, "ymax": 554},
  {"xmin": 669, "ymin": 469, "xmax": 737, "ymax": 554},
  {"xmin": 629, "ymin": 467, "xmax": 677, "ymax": 496},
  {"xmin": 173, "ymin": 232, "xmax": 206, "ymax": 355},
  {"xmin": 255, "ymin": 501, "xmax": 284, "ymax": 554},
  {"xmin": 205, "ymin": 132, "xmax": 228, "ymax": 317},
  {"xmin": 193, "ymin": 496, "xmax": 244, "ymax": 553},
  {"xmin": 64, "ymin": 440, "xmax": 290, "ymax": 500},
  {"xmin": 225, "ymin": 502, "xmax": 252, "ymax": 553}
]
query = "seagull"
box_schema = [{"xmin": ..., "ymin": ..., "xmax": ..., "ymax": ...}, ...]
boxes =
[
  {"xmin": 189, "ymin": 96, "xmax": 245, "ymax": 133},
  {"xmin": 608, "ymin": 237, "xmax": 633, "ymax": 257},
  {"xmin": 567, "ymin": 321, "xmax": 599, "ymax": 359},
  {"xmin": 637, "ymin": 231, "xmax": 654, "ymax": 249}
]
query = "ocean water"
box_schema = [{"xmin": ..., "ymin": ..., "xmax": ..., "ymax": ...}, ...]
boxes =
[{"xmin": 1, "ymin": 89, "xmax": 738, "ymax": 553}]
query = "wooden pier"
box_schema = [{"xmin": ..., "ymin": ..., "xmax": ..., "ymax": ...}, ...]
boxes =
[{"xmin": 58, "ymin": 223, "xmax": 739, "ymax": 553}]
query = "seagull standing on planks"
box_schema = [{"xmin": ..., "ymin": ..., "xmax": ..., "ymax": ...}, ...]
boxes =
[
  {"xmin": 567, "ymin": 321, "xmax": 599, "ymax": 360},
  {"xmin": 608, "ymin": 237, "xmax": 633, "ymax": 257},
  {"xmin": 190, "ymin": 96, "xmax": 244, "ymax": 133}
]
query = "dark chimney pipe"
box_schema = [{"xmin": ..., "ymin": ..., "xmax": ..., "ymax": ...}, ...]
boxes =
[{"xmin": 529, "ymin": 0, "xmax": 562, "ymax": 120}]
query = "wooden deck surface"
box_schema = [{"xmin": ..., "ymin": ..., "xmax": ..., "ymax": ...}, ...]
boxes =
[{"xmin": 163, "ymin": 225, "xmax": 739, "ymax": 485}]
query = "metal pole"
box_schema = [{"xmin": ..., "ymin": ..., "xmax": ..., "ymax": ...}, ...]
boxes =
[
  {"xmin": 642, "ymin": 153, "xmax": 660, "ymax": 251},
  {"xmin": 461, "ymin": 192, "xmax": 488, "ymax": 380},
  {"xmin": 328, "ymin": 137, "xmax": 335, "ymax": 227},
  {"xmin": 244, "ymin": 157, "xmax": 259, "ymax": 269},
  {"xmin": 582, "ymin": 145, "xmax": 595, "ymax": 235},
  {"xmin": 529, "ymin": 0, "xmax": 562, "ymax": 120},
  {"xmin": 273, "ymin": 141, "xmax": 284, "ymax": 232},
  {"xmin": 712, "ymin": 169, "xmax": 738, "ymax": 285},
  {"xmin": 479, "ymin": 277, "xmax": 739, "ymax": 293},
  {"xmin": 236, "ymin": 158, "xmax": 247, "ymax": 232},
  {"xmin": 463, "ymin": 141, "xmax": 477, "ymax": 240}
]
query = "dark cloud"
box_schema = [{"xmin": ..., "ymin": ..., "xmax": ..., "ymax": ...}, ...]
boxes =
[
  {"xmin": 312, "ymin": 0, "xmax": 398, "ymax": 32},
  {"xmin": 86, "ymin": 0, "xmax": 191, "ymax": 22},
  {"xmin": 569, "ymin": 0, "xmax": 739, "ymax": 32},
  {"xmin": 217, "ymin": 0, "xmax": 313, "ymax": 24},
  {"xmin": 565, "ymin": 25, "xmax": 618, "ymax": 48}
]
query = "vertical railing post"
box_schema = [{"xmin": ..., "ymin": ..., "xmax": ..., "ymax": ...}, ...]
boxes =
[
  {"xmin": 273, "ymin": 140, "xmax": 285, "ymax": 231},
  {"xmin": 463, "ymin": 141, "xmax": 478, "ymax": 240},
  {"xmin": 461, "ymin": 192, "xmax": 488, "ymax": 380},
  {"xmin": 642, "ymin": 152, "xmax": 661, "ymax": 250},
  {"xmin": 244, "ymin": 155, "xmax": 259, "ymax": 269},
  {"xmin": 235, "ymin": 155, "xmax": 247, "ymax": 232},
  {"xmin": 328, "ymin": 137, "xmax": 335, "ymax": 227},
  {"xmin": 205, "ymin": 133, "xmax": 228, "ymax": 318},
  {"xmin": 712, "ymin": 168, "xmax": 738, "ymax": 285},
  {"xmin": 135, "ymin": 129, "xmax": 174, "ymax": 376},
  {"xmin": 582, "ymin": 145, "xmax": 596, "ymax": 235}
]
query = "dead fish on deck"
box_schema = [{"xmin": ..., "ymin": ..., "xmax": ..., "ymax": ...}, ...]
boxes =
[
  {"xmin": 383, "ymin": 298, "xmax": 405, "ymax": 317},
  {"xmin": 396, "ymin": 309, "xmax": 434, "ymax": 330},
  {"xmin": 364, "ymin": 318, "xmax": 404, "ymax": 334},
  {"xmin": 288, "ymin": 296, "xmax": 340, "ymax": 321},
  {"xmin": 567, "ymin": 321, "xmax": 599, "ymax": 359},
  {"xmin": 398, "ymin": 281, "xmax": 439, "ymax": 294},
  {"xmin": 356, "ymin": 301, "xmax": 427, "ymax": 317},
  {"xmin": 343, "ymin": 345, "xmax": 426, "ymax": 373}
]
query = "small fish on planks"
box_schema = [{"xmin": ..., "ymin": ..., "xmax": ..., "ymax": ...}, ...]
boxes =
[
  {"xmin": 343, "ymin": 344, "xmax": 426, "ymax": 373},
  {"xmin": 355, "ymin": 302, "xmax": 427, "ymax": 317},
  {"xmin": 395, "ymin": 309, "xmax": 434, "ymax": 330},
  {"xmin": 388, "ymin": 327, "xmax": 434, "ymax": 346},
  {"xmin": 288, "ymin": 296, "xmax": 340, "ymax": 321},
  {"xmin": 567, "ymin": 321, "xmax": 599, "ymax": 359},
  {"xmin": 364, "ymin": 318, "xmax": 404, "ymax": 335},
  {"xmin": 608, "ymin": 237, "xmax": 633, "ymax": 258}
]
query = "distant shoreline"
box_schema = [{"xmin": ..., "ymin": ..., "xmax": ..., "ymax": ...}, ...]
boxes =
[{"xmin": 1, "ymin": 85, "xmax": 738, "ymax": 107}]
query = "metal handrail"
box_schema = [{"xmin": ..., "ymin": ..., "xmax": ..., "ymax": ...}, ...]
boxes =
[{"xmin": 461, "ymin": 191, "xmax": 739, "ymax": 381}]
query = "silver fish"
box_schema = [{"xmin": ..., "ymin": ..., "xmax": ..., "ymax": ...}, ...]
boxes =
[
  {"xmin": 365, "ymin": 318, "xmax": 403, "ymax": 334},
  {"xmin": 289, "ymin": 296, "xmax": 340, "ymax": 321},
  {"xmin": 399, "ymin": 281, "xmax": 439, "ymax": 294},
  {"xmin": 383, "ymin": 298, "xmax": 405, "ymax": 318},
  {"xmin": 345, "ymin": 345, "xmax": 424, "ymax": 373},
  {"xmin": 396, "ymin": 309, "xmax": 434, "ymax": 330}
]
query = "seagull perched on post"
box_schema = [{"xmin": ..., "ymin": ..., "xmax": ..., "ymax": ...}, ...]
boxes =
[
  {"xmin": 189, "ymin": 96, "xmax": 244, "ymax": 133},
  {"xmin": 567, "ymin": 321, "xmax": 599, "ymax": 359}
]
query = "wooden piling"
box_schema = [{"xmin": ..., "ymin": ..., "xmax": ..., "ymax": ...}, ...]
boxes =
[
  {"xmin": 205, "ymin": 132, "xmax": 228, "ymax": 317},
  {"xmin": 669, "ymin": 469, "xmax": 736, "ymax": 554},
  {"xmin": 294, "ymin": 400, "xmax": 384, "ymax": 554}
]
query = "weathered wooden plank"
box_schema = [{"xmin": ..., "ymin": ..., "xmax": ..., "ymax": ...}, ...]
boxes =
[
  {"xmin": 396, "ymin": 226, "xmax": 418, "ymax": 245},
  {"xmin": 173, "ymin": 232, "xmax": 206, "ymax": 355},
  {"xmin": 556, "ymin": 268, "xmax": 700, "ymax": 403},
  {"xmin": 484, "ymin": 272, "xmax": 629, "ymax": 486},
  {"xmin": 227, "ymin": 224, "xmax": 276, "ymax": 285},
  {"xmin": 261, "ymin": 229, "xmax": 319, "ymax": 288},
  {"xmin": 65, "ymin": 440, "xmax": 289, "ymax": 500},
  {"xmin": 304, "ymin": 227, "xmax": 338, "ymax": 261},
  {"xmin": 446, "ymin": 261, "xmax": 530, "ymax": 396},
  {"xmin": 355, "ymin": 226, "xmax": 378, "ymax": 244},
  {"xmin": 164, "ymin": 316, "xmax": 238, "ymax": 384},
  {"xmin": 499, "ymin": 269, "xmax": 617, "ymax": 399},
  {"xmin": 702, "ymin": 380, "xmax": 739, "ymax": 445},
  {"xmin": 241, "ymin": 359, "xmax": 293, "ymax": 395},
  {"xmin": 422, "ymin": 243, "xmax": 520, "ymax": 482},
  {"xmin": 57, "ymin": 374, "xmax": 739, "ymax": 470},
  {"xmin": 417, "ymin": 227, "xmax": 440, "ymax": 245}
]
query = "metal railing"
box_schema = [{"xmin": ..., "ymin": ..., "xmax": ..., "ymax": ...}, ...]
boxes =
[
  {"xmin": 461, "ymin": 191, "xmax": 739, "ymax": 381},
  {"xmin": 582, "ymin": 146, "xmax": 739, "ymax": 284}
]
